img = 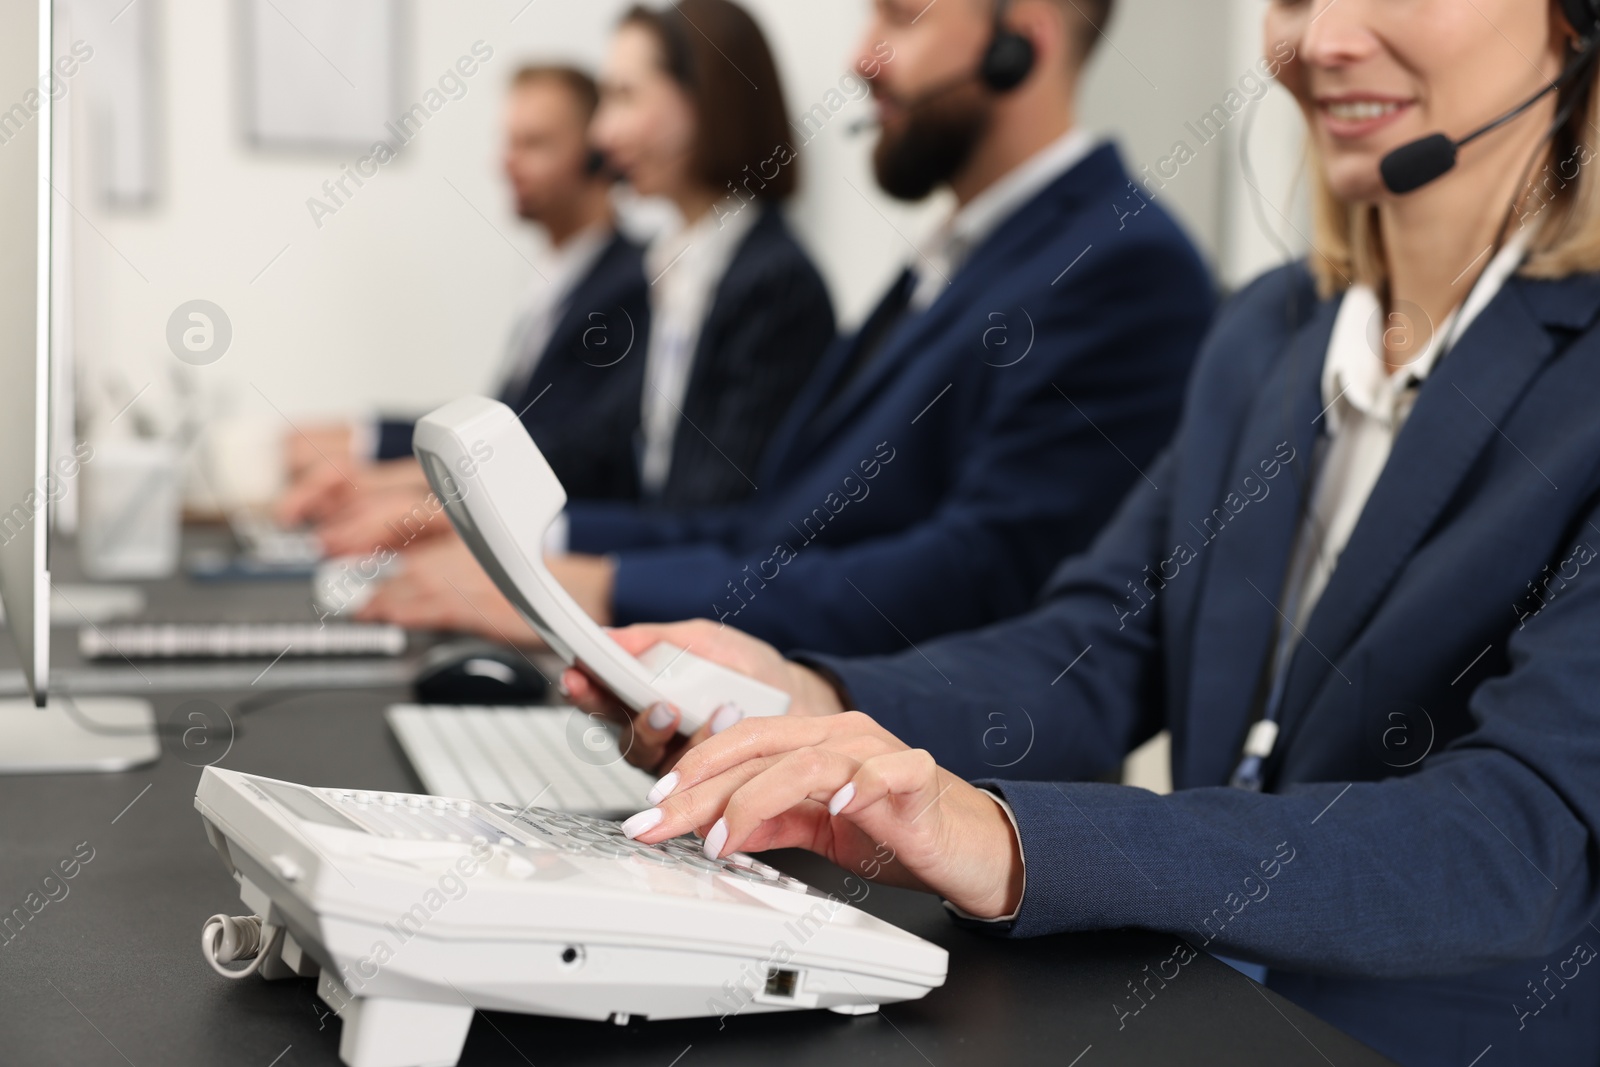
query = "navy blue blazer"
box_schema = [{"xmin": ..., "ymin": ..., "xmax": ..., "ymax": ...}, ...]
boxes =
[
  {"xmin": 649, "ymin": 204, "xmax": 834, "ymax": 509},
  {"xmin": 815, "ymin": 263, "xmax": 1600, "ymax": 1065},
  {"xmin": 378, "ymin": 230, "xmax": 650, "ymax": 501},
  {"xmin": 568, "ymin": 144, "xmax": 1216, "ymax": 655}
]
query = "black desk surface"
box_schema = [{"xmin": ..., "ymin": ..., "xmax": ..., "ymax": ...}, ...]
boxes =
[{"xmin": 0, "ymin": 549, "xmax": 1395, "ymax": 1066}]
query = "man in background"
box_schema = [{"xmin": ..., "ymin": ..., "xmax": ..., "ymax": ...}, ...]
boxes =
[
  {"xmin": 279, "ymin": 65, "xmax": 650, "ymax": 553},
  {"xmin": 361, "ymin": 0, "xmax": 1216, "ymax": 664}
]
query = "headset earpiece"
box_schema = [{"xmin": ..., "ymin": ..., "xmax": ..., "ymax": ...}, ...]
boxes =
[
  {"xmin": 980, "ymin": 29, "xmax": 1036, "ymax": 92},
  {"xmin": 979, "ymin": 2, "xmax": 1035, "ymax": 93},
  {"xmin": 1560, "ymin": 0, "xmax": 1600, "ymax": 41}
]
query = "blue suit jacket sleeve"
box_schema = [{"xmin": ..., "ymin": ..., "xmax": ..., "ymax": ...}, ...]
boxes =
[
  {"xmin": 376, "ymin": 418, "xmax": 417, "ymax": 462},
  {"xmin": 567, "ymin": 499, "xmax": 748, "ymax": 552},
  {"xmin": 979, "ymin": 520, "xmax": 1600, "ymax": 977},
  {"xmin": 810, "ymin": 447, "xmax": 1176, "ymax": 783},
  {"xmin": 805, "ymin": 264, "xmax": 1306, "ymax": 775},
  {"xmin": 595, "ymin": 232, "xmax": 1212, "ymax": 655},
  {"xmin": 821, "ymin": 476, "xmax": 1600, "ymax": 980},
  {"xmin": 807, "ymin": 301, "xmax": 1600, "ymax": 983}
]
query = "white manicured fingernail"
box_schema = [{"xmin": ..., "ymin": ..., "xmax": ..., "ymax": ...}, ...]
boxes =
[
  {"xmin": 703, "ymin": 817, "xmax": 728, "ymax": 859},
  {"xmin": 709, "ymin": 704, "xmax": 743, "ymax": 735},
  {"xmin": 828, "ymin": 782, "xmax": 855, "ymax": 816},
  {"xmin": 620, "ymin": 808, "xmax": 663, "ymax": 839},
  {"xmin": 646, "ymin": 702, "xmax": 675, "ymax": 730},
  {"xmin": 646, "ymin": 771, "xmax": 679, "ymax": 805}
]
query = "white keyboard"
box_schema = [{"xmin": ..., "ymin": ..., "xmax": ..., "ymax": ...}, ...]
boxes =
[
  {"xmin": 387, "ymin": 704, "xmax": 656, "ymax": 817},
  {"xmin": 79, "ymin": 622, "xmax": 407, "ymax": 660}
]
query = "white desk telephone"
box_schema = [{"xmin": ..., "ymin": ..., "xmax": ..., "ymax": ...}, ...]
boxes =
[
  {"xmin": 195, "ymin": 398, "xmax": 945, "ymax": 1066},
  {"xmin": 195, "ymin": 768, "xmax": 947, "ymax": 1067}
]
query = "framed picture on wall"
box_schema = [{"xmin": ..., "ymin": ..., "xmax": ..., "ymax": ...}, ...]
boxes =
[{"xmin": 239, "ymin": 0, "xmax": 406, "ymax": 151}]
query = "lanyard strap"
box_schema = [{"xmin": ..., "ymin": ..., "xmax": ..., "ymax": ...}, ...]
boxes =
[{"xmin": 1228, "ymin": 560, "xmax": 1315, "ymax": 791}]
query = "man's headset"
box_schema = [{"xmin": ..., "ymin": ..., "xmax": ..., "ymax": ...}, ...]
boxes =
[
  {"xmin": 848, "ymin": 0, "xmax": 1036, "ymax": 134},
  {"xmin": 1381, "ymin": 0, "xmax": 1600, "ymax": 193},
  {"xmin": 977, "ymin": 1, "xmax": 1038, "ymax": 93}
]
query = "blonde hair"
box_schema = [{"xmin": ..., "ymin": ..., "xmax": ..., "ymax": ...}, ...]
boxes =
[{"xmin": 1305, "ymin": 51, "xmax": 1600, "ymax": 298}]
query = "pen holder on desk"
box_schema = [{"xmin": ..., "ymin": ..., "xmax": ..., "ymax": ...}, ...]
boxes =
[{"xmin": 80, "ymin": 439, "xmax": 183, "ymax": 580}]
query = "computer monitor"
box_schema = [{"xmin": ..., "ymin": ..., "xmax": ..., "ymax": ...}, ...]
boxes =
[
  {"xmin": 0, "ymin": 0, "xmax": 156, "ymax": 772},
  {"xmin": 0, "ymin": 0, "xmax": 53, "ymax": 703}
]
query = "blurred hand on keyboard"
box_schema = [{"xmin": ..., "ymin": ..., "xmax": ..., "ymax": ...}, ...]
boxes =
[
  {"xmin": 359, "ymin": 536, "xmax": 544, "ymax": 646},
  {"xmin": 562, "ymin": 619, "xmax": 846, "ymax": 773},
  {"xmin": 542, "ymin": 554, "xmax": 616, "ymax": 625},
  {"xmin": 278, "ymin": 425, "xmax": 363, "ymax": 525},
  {"xmin": 278, "ymin": 453, "xmax": 439, "ymax": 546},
  {"xmin": 314, "ymin": 484, "xmax": 453, "ymax": 557},
  {"xmin": 283, "ymin": 424, "xmax": 355, "ymax": 479},
  {"xmin": 277, "ymin": 456, "xmax": 358, "ymax": 527}
]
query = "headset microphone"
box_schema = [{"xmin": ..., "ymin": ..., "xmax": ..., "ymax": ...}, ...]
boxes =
[{"xmin": 1382, "ymin": 5, "xmax": 1600, "ymax": 194}]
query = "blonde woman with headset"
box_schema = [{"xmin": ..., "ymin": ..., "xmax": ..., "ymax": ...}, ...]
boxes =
[{"xmin": 567, "ymin": 0, "xmax": 1600, "ymax": 1060}]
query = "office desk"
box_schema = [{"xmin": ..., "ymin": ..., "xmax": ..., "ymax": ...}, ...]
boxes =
[{"xmin": 0, "ymin": 550, "xmax": 1394, "ymax": 1066}]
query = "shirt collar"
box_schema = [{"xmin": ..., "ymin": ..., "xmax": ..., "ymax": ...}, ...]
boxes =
[
  {"xmin": 1321, "ymin": 226, "xmax": 1534, "ymax": 431},
  {"xmin": 946, "ymin": 126, "xmax": 1096, "ymax": 254},
  {"xmin": 911, "ymin": 127, "xmax": 1097, "ymax": 307},
  {"xmin": 549, "ymin": 222, "xmax": 611, "ymax": 293},
  {"xmin": 646, "ymin": 198, "xmax": 760, "ymax": 288},
  {"xmin": 555, "ymin": 221, "xmax": 611, "ymax": 276}
]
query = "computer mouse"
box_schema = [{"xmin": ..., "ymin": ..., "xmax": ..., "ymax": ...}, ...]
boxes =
[{"xmin": 412, "ymin": 641, "xmax": 550, "ymax": 705}]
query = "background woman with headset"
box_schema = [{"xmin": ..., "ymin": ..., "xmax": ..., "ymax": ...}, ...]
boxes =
[
  {"xmin": 567, "ymin": 0, "xmax": 1600, "ymax": 1060},
  {"xmin": 591, "ymin": 0, "xmax": 835, "ymax": 508}
]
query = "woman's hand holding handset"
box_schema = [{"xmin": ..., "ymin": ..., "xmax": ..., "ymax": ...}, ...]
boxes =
[
  {"xmin": 563, "ymin": 620, "xmax": 1025, "ymax": 920},
  {"xmin": 560, "ymin": 619, "xmax": 846, "ymax": 772}
]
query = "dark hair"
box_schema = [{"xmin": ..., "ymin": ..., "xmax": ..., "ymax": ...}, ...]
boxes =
[
  {"xmin": 511, "ymin": 64, "xmax": 601, "ymax": 121},
  {"xmin": 620, "ymin": 0, "xmax": 797, "ymax": 202}
]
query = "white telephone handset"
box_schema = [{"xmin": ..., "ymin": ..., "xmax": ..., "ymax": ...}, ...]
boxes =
[{"xmin": 412, "ymin": 397, "xmax": 790, "ymax": 733}]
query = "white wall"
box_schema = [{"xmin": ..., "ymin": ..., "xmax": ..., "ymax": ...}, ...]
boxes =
[
  {"xmin": 1220, "ymin": 0, "xmax": 1312, "ymax": 289},
  {"xmin": 60, "ymin": 0, "xmax": 1307, "ymax": 438}
]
